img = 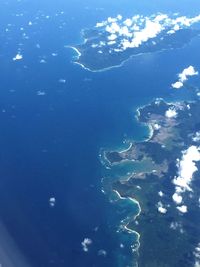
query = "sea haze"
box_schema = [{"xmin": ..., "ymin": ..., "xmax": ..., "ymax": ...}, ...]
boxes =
[{"xmin": 0, "ymin": 0, "xmax": 200, "ymax": 267}]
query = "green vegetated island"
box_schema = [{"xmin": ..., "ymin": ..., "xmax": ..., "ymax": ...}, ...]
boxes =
[
  {"xmin": 72, "ymin": 28, "xmax": 199, "ymax": 71},
  {"xmin": 102, "ymin": 98, "xmax": 200, "ymax": 267}
]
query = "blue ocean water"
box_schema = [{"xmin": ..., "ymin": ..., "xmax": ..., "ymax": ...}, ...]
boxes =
[{"xmin": 0, "ymin": 1, "xmax": 200, "ymax": 266}]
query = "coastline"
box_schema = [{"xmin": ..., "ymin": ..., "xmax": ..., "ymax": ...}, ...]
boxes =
[
  {"xmin": 112, "ymin": 189, "xmax": 141, "ymax": 251},
  {"xmin": 66, "ymin": 36, "xmax": 199, "ymax": 73},
  {"xmin": 117, "ymin": 142, "xmax": 133, "ymax": 153},
  {"xmin": 67, "ymin": 23, "xmax": 200, "ymax": 266},
  {"xmin": 67, "ymin": 45, "xmax": 173, "ymax": 73},
  {"xmin": 99, "ymin": 100, "xmax": 156, "ymax": 252},
  {"xmin": 100, "ymin": 97, "xmax": 188, "ymax": 263}
]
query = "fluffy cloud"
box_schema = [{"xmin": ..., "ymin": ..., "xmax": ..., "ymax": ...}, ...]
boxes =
[
  {"xmin": 123, "ymin": 18, "xmax": 133, "ymax": 27},
  {"xmin": 105, "ymin": 22, "xmax": 120, "ymax": 34},
  {"xmin": 154, "ymin": 123, "xmax": 161, "ymax": 130},
  {"xmin": 96, "ymin": 21, "xmax": 107, "ymax": 28},
  {"xmin": 173, "ymin": 15, "xmax": 200, "ymax": 27},
  {"xmin": 158, "ymin": 206, "xmax": 167, "ymax": 214},
  {"xmin": 171, "ymin": 81, "xmax": 183, "ymax": 89},
  {"xmin": 176, "ymin": 205, "xmax": 188, "ymax": 213},
  {"xmin": 172, "ymin": 193, "xmax": 183, "ymax": 205},
  {"xmin": 107, "ymin": 40, "xmax": 116, "ymax": 46},
  {"xmin": 121, "ymin": 20, "xmax": 163, "ymax": 50},
  {"xmin": 193, "ymin": 131, "xmax": 200, "ymax": 142},
  {"xmin": 107, "ymin": 33, "xmax": 117, "ymax": 41},
  {"xmin": 157, "ymin": 201, "xmax": 167, "ymax": 214},
  {"xmin": 172, "ymin": 146, "xmax": 200, "ymax": 205},
  {"xmin": 93, "ymin": 13, "xmax": 200, "ymax": 53},
  {"xmin": 165, "ymin": 107, "xmax": 177, "ymax": 118},
  {"xmin": 13, "ymin": 53, "xmax": 23, "ymax": 61},
  {"xmin": 158, "ymin": 191, "xmax": 164, "ymax": 197},
  {"xmin": 179, "ymin": 66, "xmax": 198, "ymax": 82},
  {"xmin": 81, "ymin": 238, "xmax": 92, "ymax": 252},
  {"xmin": 171, "ymin": 66, "xmax": 198, "ymax": 89},
  {"xmin": 174, "ymin": 146, "xmax": 200, "ymax": 191}
]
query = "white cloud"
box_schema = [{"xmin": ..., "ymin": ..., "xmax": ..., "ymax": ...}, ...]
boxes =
[
  {"xmin": 165, "ymin": 107, "xmax": 177, "ymax": 118},
  {"xmin": 173, "ymin": 146, "xmax": 200, "ymax": 191},
  {"xmin": 117, "ymin": 14, "xmax": 123, "ymax": 20},
  {"xmin": 171, "ymin": 81, "xmax": 183, "ymax": 89},
  {"xmin": 96, "ymin": 21, "xmax": 107, "ymax": 28},
  {"xmin": 157, "ymin": 201, "xmax": 167, "ymax": 214},
  {"xmin": 154, "ymin": 123, "xmax": 161, "ymax": 130},
  {"xmin": 40, "ymin": 59, "xmax": 46, "ymax": 64},
  {"xmin": 94, "ymin": 13, "xmax": 200, "ymax": 54},
  {"xmin": 172, "ymin": 193, "xmax": 183, "ymax": 204},
  {"xmin": 172, "ymin": 66, "xmax": 198, "ymax": 89},
  {"xmin": 99, "ymin": 41, "xmax": 106, "ymax": 47},
  {"xmin": 13, "ymin": 53, "xmax": 23, "ymax": 61},
  {"xmin": 121, "ymin": 20, "xmax": 163, "ymax": 49},
  {"xmin": 176, "ymin": 205, "xmax": 188, "ymax": 213},
  {"xmin": 49, "ymin": 197, "xmax": 56, "ymax": 207},
  {"xmin": 91, "ymin": 44, "xmax": 98, "ymax": 48},
  {"xmin": 123, "ymin": 18, "xmax": 133, "ymax": 27},
  {"xmin": 81, "ymin": 238, "xmax": 92, "ymax": 252},
  {"xmin": 167, "ymin": 29, "xmax": 175, "ymax": 35},
  {"xmin": 158, "ymin": 191, "xmax": 164, "ymax": 197},
  {"xmin": 172, "ymin": 146, "xmax": 200, "ymax": 205},
  {"xmin": 187, "ymin": 104, "xmax": 191, "ymax": 110},
  {"xmin": 158, "ymin": 206, "xmax": 167, "ymax": 214},
  {"xmin": 173, "ymin": 15, "xmax": 200, "ymax": 27},
  {"xmin": 154, "ymin": 14, "xmax": 169, "ymax": 22},
  {"xmin": 179, "ymin": 66, "xmax": 198, "ymax": 82},
  {"xmin": 131, "ymin": 24, "xmax": 140, "ymax": 31},
  {"xmin": 107, "ymin": 17, "xmax": 117, "ymax": 23},
  {"xmin": 120, "ymin": 243, "xmax": 124, "ymax": 248},
  {"xmin": 119, "ymin": 26, "xmax": 132, "ymax": 37},
  {"xmin": 107, "ymin": 41, "xmax": 116, "ymax": 46},
  {"xmin": 173, "ymin": 24, "xmax": 180, "ymax": 31},
  {"xmin": 108, "ymin": 34, "xmax": 117, "ymax": 41},
  {"xmin": 193, "ymin": 132, "xmax": 200, "ymax": 142},
  {"xmin": 106, "ymin": 22, "xmax": 120, "ymax": 34}
]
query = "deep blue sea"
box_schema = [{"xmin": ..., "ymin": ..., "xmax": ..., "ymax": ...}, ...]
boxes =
[{"xmin": 0, "ymin": 1, "xmax": 200, "ymax": 266}]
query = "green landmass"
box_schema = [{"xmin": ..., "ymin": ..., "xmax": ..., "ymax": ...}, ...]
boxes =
[
  {"xmin": 102, "ymin": 98, "xmax": 200, "ymax": 267},
  {"xmin": 73, "ymin": 29, "xmax": 200, "ymax": 71}
]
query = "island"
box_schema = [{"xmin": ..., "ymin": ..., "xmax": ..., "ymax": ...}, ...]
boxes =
[
  {"xmin": 70, "ymin": 13, "xmax": 200, "ymax": 71},
  {"xmin": 101, "ymin": 98, "xmax": 200, "ymax": 267}
]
